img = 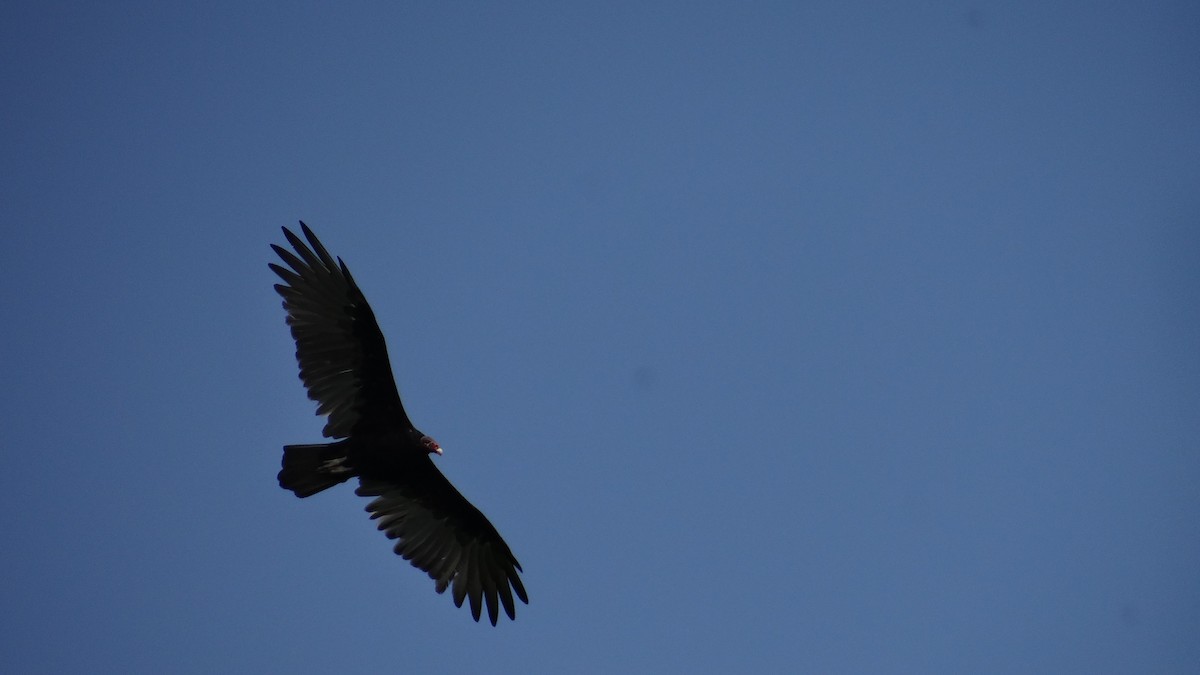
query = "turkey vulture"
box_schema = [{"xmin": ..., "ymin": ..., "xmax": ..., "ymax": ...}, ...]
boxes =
[{"xmin": 270, "ymin": 222, "xmax": 527, "ymax": 625}]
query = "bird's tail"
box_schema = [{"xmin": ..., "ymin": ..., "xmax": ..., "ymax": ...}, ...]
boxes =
[{"xmin": 278, "ymin": 442, "xmax": 356, "ymax": 498}]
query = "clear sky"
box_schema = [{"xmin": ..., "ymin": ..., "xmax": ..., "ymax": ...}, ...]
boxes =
[{"xmin": 2, "ymin": 2, "xmax": 1197, "ymax": 673}]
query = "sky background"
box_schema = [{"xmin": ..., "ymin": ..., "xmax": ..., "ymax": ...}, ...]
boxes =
[{"xmin": 2, "ymin": 2, "xmax": 1198, "ymax": 673}]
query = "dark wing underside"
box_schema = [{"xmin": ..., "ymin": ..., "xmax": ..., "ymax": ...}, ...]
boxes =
[
  {"xmin": 270, "ymin": 223, "xmax": 410, "ymax": 438},
  {"xmin": 357, "ymin": 461, "xmax": 529, "ymax": 625}
]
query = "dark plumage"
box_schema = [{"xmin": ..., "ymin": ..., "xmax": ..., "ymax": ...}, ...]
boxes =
[{"xmin": 270, "ymin": 222, "xmax": 527, "ymax": 625}]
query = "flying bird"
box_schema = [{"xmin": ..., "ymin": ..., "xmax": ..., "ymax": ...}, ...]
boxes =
[{"xmin": 270, "ymin": 222, "xmax": 527, "ymax": 625}]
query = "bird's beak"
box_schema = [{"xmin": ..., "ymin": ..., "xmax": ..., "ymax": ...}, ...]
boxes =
[{"xmin": 433, "ymin": 445, "xmax": 443, "ymax": 455}]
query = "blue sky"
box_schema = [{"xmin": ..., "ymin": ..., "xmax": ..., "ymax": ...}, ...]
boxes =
[{"xmin": 2, "ymin": 2, "xmax": 1198, "ymax": 672}]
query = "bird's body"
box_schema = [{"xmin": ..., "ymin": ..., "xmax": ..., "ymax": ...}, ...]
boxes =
[{"xmin": 270, "ymin": 222, "xmax": 527, "ymax": 625}]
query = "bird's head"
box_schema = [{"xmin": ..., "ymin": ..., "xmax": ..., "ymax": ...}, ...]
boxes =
[{"xmin": 420, "ymin": 434, "xmax": 442, "ymax": 455}]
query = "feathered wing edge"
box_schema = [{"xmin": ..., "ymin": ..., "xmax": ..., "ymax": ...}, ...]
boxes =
[
  {"xmin": 357, "ymin": 478, "xmax": 528, "ymax": 625},
  {"xmin": 269, "ymin": 222, "xmax": 409, "ymax": 439}
]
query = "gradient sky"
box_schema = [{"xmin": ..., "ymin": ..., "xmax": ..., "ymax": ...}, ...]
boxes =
[{"xmin": 2, "ymin": 2, "xmax": 1198, "ymax": 673}]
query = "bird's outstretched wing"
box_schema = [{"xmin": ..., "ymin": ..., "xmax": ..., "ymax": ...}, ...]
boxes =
[
  {"xmin": 358, "ymin": 465, "xmax": 529, "ymax": 625},
  {"xmin": 269, "ymin": 222, "xmax": 411, "ymax": 438}
]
